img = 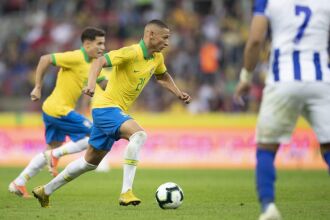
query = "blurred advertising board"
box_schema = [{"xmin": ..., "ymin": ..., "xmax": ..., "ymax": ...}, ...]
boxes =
[{"xmin": 0, "ymin": 113, "xmax": 326, "ymax": 169}]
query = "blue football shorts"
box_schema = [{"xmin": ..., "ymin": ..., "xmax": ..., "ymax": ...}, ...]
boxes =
[
  {"xmin": 42, "ymin": 111, "xmax": 92, "ymax": 144},
  {"xmin": 89, "ymin": 107, "xmax": 132, "ymax": 151}
]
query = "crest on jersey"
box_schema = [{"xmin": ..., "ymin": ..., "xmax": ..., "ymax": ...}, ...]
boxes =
[
  {"xmin": 83, "ymin": 120, "xmax": 92, "ymax": 128},
  {"xmin": 120, "ymin": 111, "xmax": 128, "ymax": 117}
]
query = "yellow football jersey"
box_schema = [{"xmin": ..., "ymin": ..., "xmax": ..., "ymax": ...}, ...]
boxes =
[
  {"xmin": 42, "ymin": 47, "xmax": 94, "ymax": 117},
  {"xmin": 92, "ymin": 40, "xmax": 167, "ymax": 112}
]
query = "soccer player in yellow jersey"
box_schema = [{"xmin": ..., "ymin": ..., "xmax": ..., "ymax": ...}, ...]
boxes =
[
  {"xmin": 9, "ymin": 27, "xmax": 106, "ymax": 198},
  {"xmin": 32, "ymin": 20, "xmax": 191, "ymax": 207}
]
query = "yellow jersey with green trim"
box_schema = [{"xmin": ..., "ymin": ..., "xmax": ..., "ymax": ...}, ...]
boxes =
[
  {"xmin": 92, "ymin": 40, "xmax": 167, "ymax": 112},
  {"xmin": 42, "ymin": 47, "xmax": 93, "ymax": 117}
]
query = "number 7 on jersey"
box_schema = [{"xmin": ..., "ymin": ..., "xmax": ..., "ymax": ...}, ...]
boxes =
[{"xmin": 294, "ymin": 5, "xmax": 312, "ymax": 44}]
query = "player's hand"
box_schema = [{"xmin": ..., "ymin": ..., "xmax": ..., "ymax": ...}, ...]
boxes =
[
  {"xmin": 30, "ymin": 87, "xmax": 41, "ymax": 101},
  {"xmin": 83, "ymin": 87, "xmax": 95, "ymax": 97},
  {"xmin": 233, "ymin": 81, "xmax": 251, "ymax": 106},
  {"xmin": 179, "ymin": 92, "xmax": 191, "ymax": 104}
]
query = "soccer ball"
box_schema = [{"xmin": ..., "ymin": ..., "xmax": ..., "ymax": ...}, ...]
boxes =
[{"xmin": 155, "ymin": 182, "xmax": 184, "ymax": 209}]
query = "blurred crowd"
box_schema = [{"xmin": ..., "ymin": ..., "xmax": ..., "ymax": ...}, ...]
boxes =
[{"xmin": 0, "ymin": 0, "xmax": 267, "ymax": 113}]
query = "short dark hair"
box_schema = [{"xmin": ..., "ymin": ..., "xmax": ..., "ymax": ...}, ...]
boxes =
[
  {"xmin": 146, "ymin": 19, "xmax": 169, "ymax": 29},
  {"xmin": 81, "ymin": 27, "xmax": 105, "ymax": 42}
]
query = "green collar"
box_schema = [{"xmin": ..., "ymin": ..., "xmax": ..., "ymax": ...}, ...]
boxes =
[
  {"xmin": 80, "ymin": 47, "xmax": 90, "ymax": 63},
  {"xmin": 139, "ymin": 40, "xmax": 154, "ymax": 60}
]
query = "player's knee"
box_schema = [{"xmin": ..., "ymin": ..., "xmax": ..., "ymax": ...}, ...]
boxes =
[{"xmin": 130, "ymin": 130, "xmax": 147, "ymax": 143}]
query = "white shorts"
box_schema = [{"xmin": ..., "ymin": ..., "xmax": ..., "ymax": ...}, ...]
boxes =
[{"xmin": 256, "ymin": 82, "xmax": 330, "ymax": 144}]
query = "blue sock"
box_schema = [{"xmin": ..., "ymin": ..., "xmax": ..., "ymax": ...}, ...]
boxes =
[
  {"xmin": 256, "ymin": 148, "xmax": 276, "ymax": 211},
  {"xmin": 322, "ymin": 152, "xmax": 330, "ymax": 173}
]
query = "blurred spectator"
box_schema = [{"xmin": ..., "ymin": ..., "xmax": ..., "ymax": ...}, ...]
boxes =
[
  {"xmin": 199, "ymin": 40, "xmax": 221, "ymax": 85},
  {"xmin": 0, "ymin": 0, "xmax": 259, "ymax": 113}
]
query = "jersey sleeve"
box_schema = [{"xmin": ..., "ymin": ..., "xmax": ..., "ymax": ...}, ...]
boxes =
[
  {"xmin": 253, "ymin": 0, "xmax": 269, "ymax": 16},
  {"xmin": 154, "ymin": 53, "xmax": 167, "ymax": 75},
  {"xmin": 103, "ymin": 46, "xmax": 137, "ymax": 67},
  {"xmin": 51, "ymin": 51, "xmax": 80, "ymax": 68}
]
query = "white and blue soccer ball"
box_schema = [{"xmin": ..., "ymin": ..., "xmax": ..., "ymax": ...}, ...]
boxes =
[{"xmin": 155, "ymin": 182, "xmax": 184, "ymax": 209}]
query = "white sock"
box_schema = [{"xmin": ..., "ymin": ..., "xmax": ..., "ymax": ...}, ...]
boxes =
[
  {"xmin": 44, "ymin": 157, "xmax": 96, "ymax": 195},
  {"xmin": 52, "ymin": 137, "xmax": 89, "ymax": 158},
  {"xmin": 122, "ymin": 164, "xmax": 137, "ymax": 193},
  {"xmin": 14, "ymin": 152, "xmax": 47, "ymax": 186},
  {"xmin": 121, "ymin": 131, "xmax": 147, "ymax": 193}
]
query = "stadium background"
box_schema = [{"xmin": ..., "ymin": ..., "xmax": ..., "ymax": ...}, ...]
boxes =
[{"xmin": 0, "ymin": 0, "xmax": 326, "ymax": 169}]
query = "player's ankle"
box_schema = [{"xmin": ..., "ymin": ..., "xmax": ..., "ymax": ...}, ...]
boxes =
[{"xmin": 261, "ymin": 199, "xmax": 274, "ymax": 212}]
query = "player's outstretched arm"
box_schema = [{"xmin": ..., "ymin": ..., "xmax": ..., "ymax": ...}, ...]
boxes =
[
  {"xmin": 30, "ymin": 54, "xmax": 53, "ymax": 101},
  {"xmin": 155, "ymin": 72, "xmax": 191, "ymax": 104},
  {"xmin": 84, "ymin": 56, "xmax": 108, "ymax": 97},
  {"xmin": 234, "ymin": 15, "xmax": 268, "ymax": 106},
  {"xmin": 243, "ymin": 15, "xmax": 268, "ymax": 71}
]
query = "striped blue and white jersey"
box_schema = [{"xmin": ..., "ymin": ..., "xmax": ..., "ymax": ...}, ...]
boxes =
[{"xmin": 254, "ymin": 0, "xmax": 330, "ymax": 84}]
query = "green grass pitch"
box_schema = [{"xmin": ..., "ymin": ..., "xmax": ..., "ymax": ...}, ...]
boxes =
[{"xmin": 0, "ymin": 168, "xmax": 329, "ymax": 220}]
